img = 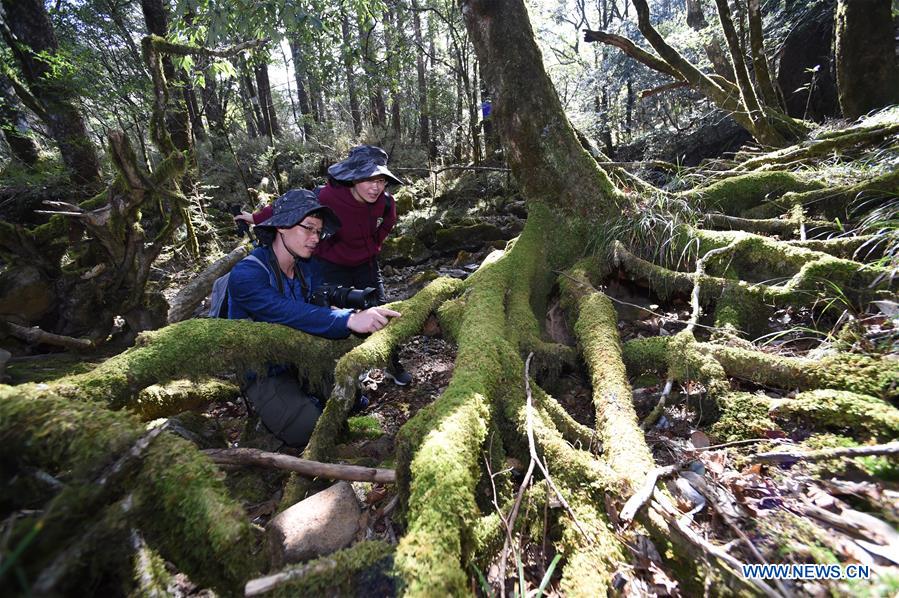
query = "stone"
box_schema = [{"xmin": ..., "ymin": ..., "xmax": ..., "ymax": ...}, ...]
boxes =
[
  {"xmin": 0, "ymin": 348, "xmax": 10, "ymax": 382},
  {"xmin": 266, "ymin": 481, "xmax": 362, "ymax": 567}
]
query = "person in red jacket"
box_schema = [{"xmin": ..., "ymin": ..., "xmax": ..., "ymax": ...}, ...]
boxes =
[{"xmin": 236, "ymin": 146, "xmax": 411, "ymax": 385}]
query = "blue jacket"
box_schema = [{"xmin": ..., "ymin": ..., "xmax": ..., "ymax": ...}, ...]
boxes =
[{"xmin": 227, "ymin": 246, "xmax": 352, "ymax": 339}]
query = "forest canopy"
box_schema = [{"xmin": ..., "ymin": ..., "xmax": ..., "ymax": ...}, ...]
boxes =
[{"xmin": 1, "ymin": 0, "xmax": 898, "ymax": 596}]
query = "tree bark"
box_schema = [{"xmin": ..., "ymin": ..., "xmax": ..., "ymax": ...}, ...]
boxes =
[
  {"xmin": 411, "ymin": 0, "xmax": 434, "ymax": 158},
  {"xmin": 1, "ymin": 0, "xmax": 101, "ymax": 184},
  {"xmin": 140, "ymin": 0, "xmax": 192, "ymax": 155},
  {"xmin": 340, "ymin": 12, "xmax": 363, "ymax": 136},
  {"xmin": 0, "ymin": 74, "xmax": 39, "ymax": 166},
  {"xmin": 289, "ymin": 40, "xmax": 314, "ymax": 138},
  {"xmin": 834, "ymin": 0, "xmax": 899, "ymax": 119},
  {"xmin": 253, "ymin": 57, "xmax": 280, "ymax": 138}
]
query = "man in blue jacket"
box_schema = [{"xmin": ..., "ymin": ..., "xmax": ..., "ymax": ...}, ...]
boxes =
[{"xmin": 228, "ymin": 189, "xmax": 400, "ymax": 446}]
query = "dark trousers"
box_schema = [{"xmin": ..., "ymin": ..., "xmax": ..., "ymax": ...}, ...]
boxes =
[
  {"xmin": 244, "ymin": 370, "xmax": 322, "ymax": 447},
  {"xmin": 315, "ymin": 257, "xmax": 387, "ymax": 304}
]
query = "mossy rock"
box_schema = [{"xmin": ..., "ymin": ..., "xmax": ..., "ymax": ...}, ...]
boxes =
[
  {"xmin": 393, "ymin": 188, "xmax": 416, "ymax": 215},
  {"xmin": 431, "ymin": 223, "xmax": 509, "ymax": 254},
  {"xmin": 380, "ymin": 235, "xmax": 432, "ymax": 266}
]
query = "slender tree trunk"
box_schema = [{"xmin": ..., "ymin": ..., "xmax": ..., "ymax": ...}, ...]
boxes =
[
  {"xmin": 357, "ymin": 15, "xmax": 387, "ymax": 128},
  {"xmin": 453, "ymin": 51, "xmax": 465, "ymax": 162},
  {"xmin": 686, "ymin": 0, "xmax": 735, "ymax": 82},
  {"xmin": 310, "ymin": 36, "xmax": 326, "ymax": 123},
  {"xmin": 340, "ymin": 12, "xmax": 363, "ymax": 136},
  {"xmin": 202, "ymin": 70, "xmax": 225, "ymax": 133},
  {"xmin": 834, "ymin": 0, "xmax": 899, "ymax": 119},
  {"xmin": 470, "ymin": 59, "xmax": 482, "ymax": 165},
  {"xmin": 183, "ymin": 76, "xmax": 206, "ymax": 142},
  {"xmin": 240, "ymin": 59, "xmax": 265, "ymax": 137},
  {"xmin": 385, "ymin": 1, "xmax": 404, "ymax": 139},
  {"xmin": 239, "ymin": 74, "xmax": 260, "ymax": 138},
  {"xmin": 1, "ymin": 0, "xmax": 101, "ymax": 184},
  {"xmin": 0, "ymin": 74, "xmax": 40, "ymax": 166},
  {"xmin": 253, "ymin": 58, "xmax": 280, "ymax": 138},
  {"xmin": 289, "ymin": 40, "xmax": 314, "ymax": 138},
  {"xmin": 746, "ymin": 0, "xmax": 781, "ymax": 109},
  {"xmin": 411, "ymin": 0, "xmax": 433, "ymax": 158}
]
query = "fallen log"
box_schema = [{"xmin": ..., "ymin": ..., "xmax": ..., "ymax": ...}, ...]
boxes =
[{"xmin": 203, "ymin": 448, "xmax": 396, "ymax": 484}]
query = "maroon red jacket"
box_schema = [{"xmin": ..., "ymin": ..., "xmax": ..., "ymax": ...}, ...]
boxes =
[{"xmin": 251, "ymin": 183, "xmax": 397, "ymax": 267}]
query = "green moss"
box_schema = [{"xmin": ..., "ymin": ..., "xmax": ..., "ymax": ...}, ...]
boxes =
[
  {"xmin": 137, "ymin": 435, "xmax": 261, "ymax": 595},
  {"xmin": 684, "ymin": 171, "xmax": 824, "ymax": 216},
  {"xmin": 346, "ymin": 415, "xmax": 384, "ymax": 442},
  {"xmin": 801, "ymin": 434, "xmax": 899, "ymax": 480},
  {"xmin": 395, "ymin": 212, "xmax": 558, "ymax": 596},
  {"xmin": 703, "ymin": 345, "xmax": 899, "ymax": 399},
  {"xmin": 4, "ymin": 354, "xmax": 97, "ymax": 385},
  {"xmin": 559, "ymin": 263, "xmax": 654, "ymax": 488},
  {"xmin": 283, "ymin": 276, "xmax": 463, "ymax": 507},
  {"xmin": 53, "ymin": 318, "xmax": 358, "ymax": 410},
  {"xmin": 134, "ymin": 378, "xmax": 239, "ymax": 421},
  {"xmin": 265, "ymin": 541, "xmax": 394, "ymax": 597},
  {"xmin": 380, "ymin": 234, "xmax": 432, "ymax": 265},
  {"xmin": 131, "ymin": 536, "xmax": 174, "ymax": 597},
  {"xmin": 770, "ymin": 389, "xmax": 899, "ymax": 440},
  {"xmin": 710, "ymin": 392, "xmax": 779, "ymax": 442},
  {"xmin": 621, "ymin": 336, "xmax": 671, "ymax": 374}
]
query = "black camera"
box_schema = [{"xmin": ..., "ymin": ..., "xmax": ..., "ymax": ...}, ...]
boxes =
[
  {"xmin": 310, "ymin": 285, "xmax": 380, "ymax": 310},
  {"xmin": 229, "ymin": 204, "xmax": 249, "ymax": 237}
]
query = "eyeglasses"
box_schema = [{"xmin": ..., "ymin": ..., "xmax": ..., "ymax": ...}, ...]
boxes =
[{"xmin": 295, "ymin": 222, "xmax": 324, "ymax": 238}]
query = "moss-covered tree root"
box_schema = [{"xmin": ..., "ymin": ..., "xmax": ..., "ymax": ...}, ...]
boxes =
[
  {"xmin": 0, "ymin": 385, "xmax": 260, "ymax": 595},
  {"xmin": 279, "ymin": 276, "xmax": 463, "ymax": 508},
  {"xmin": 52, "ymin": 318, "xmax": 359, "ymax": 409},
  {"xmin": 622, "ymin": 337, "xmax": 898, "ymax": 400},
  {"xmin": 245, "ymin": 540, "xmax": 394, "ymax": 597}
]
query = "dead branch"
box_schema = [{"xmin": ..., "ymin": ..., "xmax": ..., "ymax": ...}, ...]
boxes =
[
  {"xmin": 167, "ymin": 243, "xmax": 249, "ymax": 323},
  {"xmin": 202, "ymin": 448, "xmax": 396, "ymax": 484},
  {"xmin": 754, "ymin": 442, "xmax": 899, "ymax": 463},
  {"xmin": 4, "ymin": 321, "xmax": 95, "ymax": 351}
]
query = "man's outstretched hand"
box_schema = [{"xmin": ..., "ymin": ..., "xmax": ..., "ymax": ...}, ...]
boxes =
[{"xmin": 347, "ymin": 307, "xmax": 401, "ymax": 334}]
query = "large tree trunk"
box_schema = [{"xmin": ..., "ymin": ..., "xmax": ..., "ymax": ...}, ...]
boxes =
[
  {"xmin": 834, "ymin": 0, "xmax": 899, "ymax": 119},
  {"xmin": 1, "ymin": 0, "xmax": 101, "ymax": 184},
  {"xmin": 0, "ymin": 74, "xmax": 39, "ymax": 166}
]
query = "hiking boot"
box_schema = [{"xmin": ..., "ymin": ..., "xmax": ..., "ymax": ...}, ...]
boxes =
[
  {"xmin": 384, "ymin": 368, "xmax": 413, "ymax": 386},
  {"xmin": 351, "ymin": 393, "xmax": 370, "ymax": 414}
]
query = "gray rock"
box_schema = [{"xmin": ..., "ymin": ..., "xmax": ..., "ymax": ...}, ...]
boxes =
[
  {"xmin": 0, "ymin": 348, "xmax": 10, "ymax": 382},
  {"xmin": 266, "ymin": 481, "xmax": 361, "ymax": 567}
]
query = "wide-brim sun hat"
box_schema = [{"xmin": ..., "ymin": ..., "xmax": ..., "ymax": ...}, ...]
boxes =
[
  {"xmin": 255, "ymin": 189, "xmax": 341, "ymax": 236},
  {"xmin": 327, "ymin": 145, "xmax": 404, "ymax": 186}
]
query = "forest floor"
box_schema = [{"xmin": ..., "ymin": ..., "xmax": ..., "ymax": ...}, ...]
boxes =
[
  {"xmin": 199, "ymin": 172, "xmax": 898, "ymax": 596},
  {"xmin": 5, "ymin": 166, "xmax": 897, "ymax": 596}
]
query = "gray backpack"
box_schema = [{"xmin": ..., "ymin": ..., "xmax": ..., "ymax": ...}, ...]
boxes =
[{"xmin": 207, "ymin": 254, "xmax": 274, "ymax": 318}]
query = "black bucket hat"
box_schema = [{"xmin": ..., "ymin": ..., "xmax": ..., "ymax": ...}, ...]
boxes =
[
  {"xmin": 255, "ymin": 189, "xmax": 341, "ymax": 236},
  {"xmin": 327, "ymin": 145, "xmax": 404, "ymax": 186}
]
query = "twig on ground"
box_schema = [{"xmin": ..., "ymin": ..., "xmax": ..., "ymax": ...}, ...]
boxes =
[
  {"xmin": 619, "ymin": 464, "xmax": 680, "ymax": 524},
  {"xmin": 754, "ymin": 442, "xmax": 899, "ymax": 463},
  {"xmin": 651, "ymin": 489, "xmax": 785, "ymax": 598},
  {"xmin": 203, "ymin": 448, "xmax": 396, "ymax": 483}
]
